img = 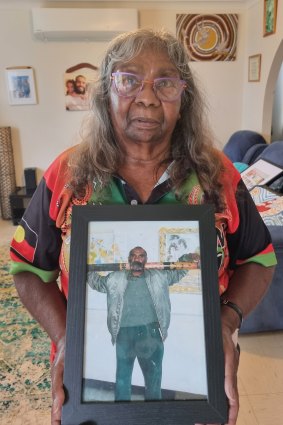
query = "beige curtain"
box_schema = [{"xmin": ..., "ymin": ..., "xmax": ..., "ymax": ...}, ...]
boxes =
[{"xmin": 0, "ymin": 127, "xmax": 16, "ymax": 219}]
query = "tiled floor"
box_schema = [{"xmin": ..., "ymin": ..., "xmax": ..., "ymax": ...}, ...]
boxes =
[
  {"xmin": 1, "ymin": 218, "xmax": 283, "ymax": 424},
  {"xmin": 237, "ymin": 331, "xmax": 283, "ymax": 425}
]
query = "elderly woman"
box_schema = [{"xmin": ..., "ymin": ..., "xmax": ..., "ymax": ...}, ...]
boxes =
[{"xmin": 10, "ymin": 29, "xmax": 276, "ymax": 425}]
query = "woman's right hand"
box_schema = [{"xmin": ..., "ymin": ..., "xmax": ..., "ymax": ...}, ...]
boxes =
[{"xmin": 51, "ymin": 337, "xmax": 66, "ymax": 425}]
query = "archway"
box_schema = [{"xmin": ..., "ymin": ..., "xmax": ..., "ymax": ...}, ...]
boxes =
[{"xmin": 262, "ymin": 39, "xmax": 283, "ymax": 141}]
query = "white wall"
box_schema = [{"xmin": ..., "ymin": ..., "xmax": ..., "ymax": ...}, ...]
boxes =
[
  {"xmin": 0, "ymin": 6, "xmax": 109, "ymax": 185},
  {"xmin": 0, "ymin": 1, "xmax": 247, "ymax": 186}
]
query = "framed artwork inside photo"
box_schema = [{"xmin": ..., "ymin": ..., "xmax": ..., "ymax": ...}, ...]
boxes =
[
  {"xmin": 248, "ymin": 54, "xmax": 261, "ymax": 82},
  {"xmin": 241, "ymin": 158, "xmax": 283, "ymax": 191},
  {"xmin": 5, "ymin": 67, "xmax": 37, "ymax": 105},
  {"xmin": 62, "ymin": 204, "xmax": 227, "ymax": 425},
  {"xmin": 263, "ymin": 0, "xmax": 278, "ymax": 36}
]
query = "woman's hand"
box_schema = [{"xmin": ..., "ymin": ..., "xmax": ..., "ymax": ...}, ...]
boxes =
[
  {"xmin": 221, "ymin": 325, "xmax": 240, "ymax": 425},
  {"xmin": 195, "ymin": 325, "xmax": 240, "ymax": 425},
  {"xmin": 51, "ymin": 337, "xmax": 66, "ymax": 425}
]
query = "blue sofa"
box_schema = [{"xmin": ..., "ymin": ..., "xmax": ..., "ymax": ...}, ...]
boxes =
[{"xmin": 240, "ymin": 225, "xmax": 283, "ymax": 333}]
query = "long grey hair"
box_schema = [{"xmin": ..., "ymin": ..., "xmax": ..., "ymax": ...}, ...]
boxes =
[{"xmin": 69, "ymin": 28, "xmax": 224, "ymax": 210}]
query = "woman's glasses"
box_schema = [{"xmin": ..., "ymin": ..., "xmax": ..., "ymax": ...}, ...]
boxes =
[{"xmin": 111, "ymin": 72, "xmax": 187, "ymax": 102}]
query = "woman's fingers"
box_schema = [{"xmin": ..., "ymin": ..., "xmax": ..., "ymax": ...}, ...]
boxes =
[{"xmin": 51, "ymin": 338, "xmax": 66, "ymax": 425}]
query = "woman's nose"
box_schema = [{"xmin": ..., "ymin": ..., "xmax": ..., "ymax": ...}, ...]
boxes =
[{"xmin": 134, "ymin": 81, "xmax": 160, "ymax": 107}]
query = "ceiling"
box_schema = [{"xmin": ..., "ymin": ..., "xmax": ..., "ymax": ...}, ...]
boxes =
[
  {"xmin": 7, "ymin": 0, "xmax": 250, "ymax": 3},
  {"xmin": 0, "ymin": 0, "xmax": 252, "ymax": 6},
  {"xmin": 47, "ymin": 0, "xmax": 249, "ymax": 2}
]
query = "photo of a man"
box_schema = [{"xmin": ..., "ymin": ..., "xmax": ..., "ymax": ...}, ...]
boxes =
[
  {"xmin": 87, "ymin": 246, "xmax": 188, "ymax": 401},
  {"xmin": 74, "ymin": 75, "xmax": 87, "ymax": 95},
  {"xmin": 83, "ymin": 219, "xmax": 206, "ymax": 404}
]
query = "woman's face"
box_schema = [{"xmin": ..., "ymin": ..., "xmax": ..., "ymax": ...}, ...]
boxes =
[
  {"xmin": 66, "ymin": 82, "xmax": 75, "ymax": 94},
  {"xmin": 109, "ymin": 48, "xmax": 182, "ymax": 150}
]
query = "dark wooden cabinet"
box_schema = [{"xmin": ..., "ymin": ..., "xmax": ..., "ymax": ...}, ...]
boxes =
[{"xmin": 9, "ymin": 187, "xmax": 35, "ymax": 225}]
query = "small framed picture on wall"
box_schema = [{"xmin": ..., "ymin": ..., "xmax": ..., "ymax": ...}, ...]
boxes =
[
  {"xmin": 5, "ymin": 67, "xmax": 37, "ymax": 105},
  {"xmin": 263, "ymin": 0, "xmax": 278, "ymax": 36},
  {"xmin": 248, "ymin": 54, "xmax": 261, "ymax": 82}
]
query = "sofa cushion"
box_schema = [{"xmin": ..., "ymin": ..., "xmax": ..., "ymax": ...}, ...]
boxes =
[{"xmin": 240, "ymin": 190, "xmax": 283, "ymax": 333}]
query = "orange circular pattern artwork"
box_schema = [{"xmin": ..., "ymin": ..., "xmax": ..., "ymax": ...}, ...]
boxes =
[{"xmin": 176, "ymin": 14, "xmax": 238, "ymax": 61}]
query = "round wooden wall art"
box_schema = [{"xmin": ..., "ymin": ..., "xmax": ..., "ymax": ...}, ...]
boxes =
[{"xmin": 176, "ymin": 14, "xmax": 238, "ymax": 61}]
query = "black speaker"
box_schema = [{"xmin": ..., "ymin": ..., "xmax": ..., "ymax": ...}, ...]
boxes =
[{"xmin": 24, "ymin": 168, "xmax": 37, "ymax": 193}]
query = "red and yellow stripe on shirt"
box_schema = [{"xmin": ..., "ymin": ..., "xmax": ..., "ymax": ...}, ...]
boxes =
[{"xmin": 10, "ymin": 219, "xmax": 38, "ymax": 264}]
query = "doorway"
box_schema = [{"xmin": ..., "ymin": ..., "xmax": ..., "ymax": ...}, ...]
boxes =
[{"xmin": 262, "ymin": 39, "xmax": 283, "ymax": 141}]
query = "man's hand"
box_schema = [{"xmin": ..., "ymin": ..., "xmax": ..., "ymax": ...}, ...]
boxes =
[{"xmin": 51, "ymin": 337, "xmax": 66, "ymax": 425}]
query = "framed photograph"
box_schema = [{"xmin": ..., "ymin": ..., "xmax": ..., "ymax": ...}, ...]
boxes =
[
  {"xmin": 62, "ymin": 204, "xmax": 227, "ymax": 425},
  {"xmin": 241, "ymin": 158, "xmax": 283, "ymax": 191},
  {"xmin": 5, "ymin": 67, "xmax": 37, "ymax": 105},
  {"xmin": 263, "ymin": 0, "xmax": 278, "ymax": 36},
  {"xmin": 64, "ymin": 62, "xmax": 98, "ymax": 111},
  {"xmin": 248, "ymin": 54, "xmax": 261, "ymax": 82}
]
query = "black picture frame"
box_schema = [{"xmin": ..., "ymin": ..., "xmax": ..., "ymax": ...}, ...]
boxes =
[{"xmin": 62, "ymin": 204, "xmax": 227, "ymax": 425}]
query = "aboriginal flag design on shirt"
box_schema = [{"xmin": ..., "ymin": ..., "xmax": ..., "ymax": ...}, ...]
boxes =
[
  {"xmin": 10, "ymin": 218, "xmax": 38, "ymax": 264},
  {"xmin": 10, "ymin": 148, "xmax": 69, "ymax": 279}
]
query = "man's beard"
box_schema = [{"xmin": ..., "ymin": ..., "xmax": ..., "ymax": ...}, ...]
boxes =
[
  {"xmin": 75, "ymin": 87, "xmax": 85, "ymax": 94},
  {"xmin": 130, "ymin": 261, "xmax": 145, "ymax": 271}
]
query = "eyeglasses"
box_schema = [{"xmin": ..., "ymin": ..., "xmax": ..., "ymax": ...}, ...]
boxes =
[{"xmin": 111, "ymin": 72, "xmax": 187, "ymax": 102}]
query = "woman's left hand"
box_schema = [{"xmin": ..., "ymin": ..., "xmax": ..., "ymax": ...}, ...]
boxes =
[
  {"xmin": 221, "ymin": 325, "xmax": 240, "ymax": 425},
  {"xmin": 195, "ymin": 325, "xmax": 240, "ymax": 425}
]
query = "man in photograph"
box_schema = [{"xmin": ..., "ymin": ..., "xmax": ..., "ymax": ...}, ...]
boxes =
[
  {"xmin": 87, "ymin": 246, "xmax": 188, "ymax": 401},
  {"xmin": 65, "ymin": 74, "xmax": 89, "ymax": 111},
  {"xmin": 74, "ymin": 74, "xmax": 87, "ymax": 95}
]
